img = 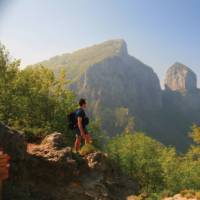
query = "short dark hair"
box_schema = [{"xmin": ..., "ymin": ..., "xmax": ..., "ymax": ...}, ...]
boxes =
[{"xmin": 79, "ymin": 98, "xmax": 86, "ymax": 106}]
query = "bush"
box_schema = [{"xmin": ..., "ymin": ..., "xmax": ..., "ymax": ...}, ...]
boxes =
[
  {"xmin": 107, "ymin": 132, "xmax": 166, "ymax": 192},
  {"xmin": 79, "ymin": 144, "xmax": 97, "ymax": 156},
  {"xmin": 107, "ymin": 130, "xmax": 200, "ymax": 194}
]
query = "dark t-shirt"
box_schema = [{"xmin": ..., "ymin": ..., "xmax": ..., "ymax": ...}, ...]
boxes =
[
  {"xmin": 75, "ymin": 108, "xmax": 88, "ymax": 134},
  {"xmin": 76, "ymin": 108, "xmax": 86, "ymax": 129}
]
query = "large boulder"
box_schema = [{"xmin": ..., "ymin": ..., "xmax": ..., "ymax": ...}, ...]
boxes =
[
  {"xmin": 41, "ymin": 132, "xmax": 68, "ymax": 149},
  {"xmin": 28, "ymin": 132, "xmax": 75, "ymax": 164},
  {"xmin": 0, "ymin": 122, "xmax": 27, "ymax": 160}
]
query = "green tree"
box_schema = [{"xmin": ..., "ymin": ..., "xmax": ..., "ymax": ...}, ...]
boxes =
[
  {"xmin": 0, "ymin": 43, "xmax": 20, "ymax": 123},
  {"xmin": 107, "ymin": 132, "xmax": 165, "ymax": 192},
  {"xmin": 0, "ymin": 44, "xmax": 77, "ymax": 143},
  {"xmin": 87, "ymin": 118, "xmax": 108, "ymax": 150},
  {"xmin": 187, "ymin": 125, "xmax": 200, "ymax": 160}
]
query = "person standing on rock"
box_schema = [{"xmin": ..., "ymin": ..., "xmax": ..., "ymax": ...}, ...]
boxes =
[{"xmin": 73, "ymin": 98, "xmax": 92, "ymax": 152}]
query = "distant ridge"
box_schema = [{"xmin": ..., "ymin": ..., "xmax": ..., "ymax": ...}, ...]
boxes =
[{"xmin": 33, "ymin": 39, "xmax": 129, "ymax": 81}]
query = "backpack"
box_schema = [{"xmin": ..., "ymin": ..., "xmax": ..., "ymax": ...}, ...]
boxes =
[
  {"xmin": 67, "ymin": 109, "xmax": 90, "ymax": 130},
  {"xmin": 67, "ymin": 111, "xmax": 77, "ymax": 130}
]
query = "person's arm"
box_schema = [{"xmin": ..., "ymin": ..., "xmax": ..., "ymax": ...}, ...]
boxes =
[{"xmin": 77, "ymin": 117, "xmax": 86, "ymax": 137}]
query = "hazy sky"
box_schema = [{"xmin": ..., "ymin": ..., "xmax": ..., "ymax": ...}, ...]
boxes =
[{"xmin": 0, "ymin": 0, "xmax": 200, "ymax": 85}]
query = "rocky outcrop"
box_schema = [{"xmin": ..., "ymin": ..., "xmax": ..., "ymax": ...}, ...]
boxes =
[
  {"xmin": 0, "ymin": 125, "xmax": 136, "ymax": 200},
  {"xmin": 0, "ymin": 122, "xmax": 27, "ymax": 160},
  {"xmin": 163, "ymin": 62, "xmax": 200, "ymax": 114},
  {"xmin": 165, "ymin": 62, "xmax": 197, "ymax": 92},
  {"xmin": 161, "ymin": 63, "xmax": 200, "ymax": 151}
]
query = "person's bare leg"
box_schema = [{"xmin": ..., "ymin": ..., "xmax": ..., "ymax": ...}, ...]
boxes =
[
  {"xmin": 74, "ymin": 135, "xmax": 81, "ymax": 152},
  {"xmin": 84, "ymin": 135, "xmax": 89, "ymax": 145},
  {"xmin": 84, "ymin": 134, "xmax": 92, "ymax": 145}
]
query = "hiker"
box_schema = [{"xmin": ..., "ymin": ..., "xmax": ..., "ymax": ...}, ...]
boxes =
[{"xmin": 73, "ymin": 98, "xmax": 92, "ymax": 152}]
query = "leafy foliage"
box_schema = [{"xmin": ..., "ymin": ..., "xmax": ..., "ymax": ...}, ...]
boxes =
[
  {"xmin": 107, "ymin": 129, "xmax": 200, "ymax": 194},
  {"xmin": 107, "ymin": 132, "xmax": 165, "ymax": 192},
  {"xmin": 0, "ymin": 44, "xmax": 77, "ymax": 142},
  {"xmin": 187, "ymin": 125, "xmax": 200, "ymax": 160},
  {"xmin": 87, "ymin": 119, "xmax": 109, "ymax": 150},
  {"xmin": 79, "ymin": 144, "xmax": 97, "ymax": 156}
]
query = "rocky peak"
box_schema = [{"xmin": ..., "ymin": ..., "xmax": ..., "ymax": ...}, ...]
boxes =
[
  {"xmin": 103, "ymin": 39, "xmax": 128, "ymax": 57},
  {"xmin": 36, "ymin": 39, "xmax": 129, "ymax": 81},
  {"xmin": 165, "ymin": 62, "xmax": 197, "ymax": 92}
]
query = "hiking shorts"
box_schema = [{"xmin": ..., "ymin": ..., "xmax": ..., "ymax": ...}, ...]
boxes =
[{"xmin": 75, "ymin": 127, "xmax": 88, "ymax": 137}]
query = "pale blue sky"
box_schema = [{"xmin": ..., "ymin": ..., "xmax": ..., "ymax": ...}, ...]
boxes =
[{"xmin": 0, "ymin": 0, "xmax": 200, "ymax": 85}]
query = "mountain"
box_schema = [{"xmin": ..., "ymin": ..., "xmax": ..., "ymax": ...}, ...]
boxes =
[
  {"xmin": 33, "ymin": 39, "xmax": 162, "ymax": 136},
  {"xmin": 31, "ymin": 39, "xmax": 200, "ymax": 151}
]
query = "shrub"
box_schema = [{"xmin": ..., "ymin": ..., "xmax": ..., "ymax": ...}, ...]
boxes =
[{"xmin": 79, "ymin": 144, "xmax": 97, "ymax": 156}]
